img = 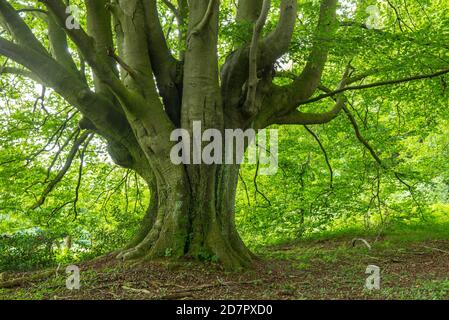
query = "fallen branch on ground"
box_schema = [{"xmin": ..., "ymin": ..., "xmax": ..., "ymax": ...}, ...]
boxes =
[
  {"xmin": 121, "ymin": 279, "xmax": 264, "ymax": 299},
  {"xmin": 420, "ymin": 245, "xmax": 449, "ymax": 255}
]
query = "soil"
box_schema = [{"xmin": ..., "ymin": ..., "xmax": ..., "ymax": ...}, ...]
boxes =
[{"xmin": 1, "ymin": 237, "xmax": 448, "ymax": 300}]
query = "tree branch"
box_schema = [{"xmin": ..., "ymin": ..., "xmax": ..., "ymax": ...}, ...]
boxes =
[
  {"xmin": 304, "ymin": 125, "xmax": 333, "ymax": 188},
  {"xmin": 300, "ymin": 68, "xmax": 449, "ymax": 105},
  {"xmin": 244, "ymin": 0, "xmax": 271, "ymax": 116},
  {"xmin": 85, "ymin": 0, "xmax": 118, "ymax": 92},
  {"xmin": 189, "ymin": 0, "xmax": 217, "ymax": 37},
  {"xmin": 39, "ymin": 0, "xmax": 125, "ymax": 96},
  {"xmin": 236, "ymin": 0, "xmax": 263, "ymax": 23},
  {"xmin": 272, "ymin": 63, "xmax": 351, "ymax": 126},
  {"xmin": 0, "ymin": 0, "xmax": 48, "ymax": 55},
  {"xmin": 259, "ymin": 0, "xmax": 297, "ymax": 67},
  {"xmin": 0, "ymin": 66, "xmax": 41, "ymax": 82},
  {"xmin": 47, "ymin": 11, "xmax": 80, "ymax": 75},
  {"xmin": 31, "ymin": 131, "xmax": 91, "ymax": 210},
  {"xmin": 343, "ymin": 106, "xmax": 384, "ymax": 167},
  {"xmin": 221, "ymin": 0, "xmax": 297, "ymax": 113},
  {"xmin": 281, "ymin": 0, "xmax": 338, "ymax": 109},
  {"xmin": 141, "ymin": 0, "xmax": 182, "ymax": 125}
]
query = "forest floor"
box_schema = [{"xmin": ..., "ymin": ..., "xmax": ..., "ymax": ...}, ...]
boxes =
[{"xmin": 1, "ymin": 224, "xmax": 449, "ymax": 300}]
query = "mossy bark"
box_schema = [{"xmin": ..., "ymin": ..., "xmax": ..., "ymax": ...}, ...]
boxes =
[{"xmin": 118, "ymin": 163, "xmax": 254, "ymax": 271}]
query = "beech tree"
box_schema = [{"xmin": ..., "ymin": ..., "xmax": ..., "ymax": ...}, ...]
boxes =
[{"xmin": 1, "ymin": 0, "xmax": 448, "ymax": 269}]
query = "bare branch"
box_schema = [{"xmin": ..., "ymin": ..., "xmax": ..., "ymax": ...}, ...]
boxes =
[
  {"xmin": 280, "ymin": 0, "xmax": 338, "ymax": 109},
  {"xmin": 73, "ymin": 134, "xmax": 93, "ymax": 220},
  {"xmin": 304, "ymin": 126, "xmax": 333, "ymax": 188},
  {"xmin": 253, "ymin": 157, "xmax": 271, "ymax": 207},
  {"xmin": 31, "ymin": 131, "xmax": 91, "ymax": 210},
  {"xmin": 343, "ymin": 106, "xmax": 384, "ymax": 167}
]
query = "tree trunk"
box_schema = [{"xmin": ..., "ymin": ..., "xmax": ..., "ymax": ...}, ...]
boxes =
[
  {"xmin": 108, "ymin": 0, "xmax": 256, "ymax": 271},
  {"xmin": 117, "ymin": 162, "xmax": 254, "ymax": 270},
  {"xmin": 0, "ymin": 0, "xmax": 352, "ymax": 271}
]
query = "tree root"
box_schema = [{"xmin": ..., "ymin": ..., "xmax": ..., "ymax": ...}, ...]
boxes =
[
  {"xmin": 122, "ymin": 279, "xmax": 263, "ymax": 299},
  {"xmin": 0, "ymin": 269, "xmax": 55, "ymax": 289}
]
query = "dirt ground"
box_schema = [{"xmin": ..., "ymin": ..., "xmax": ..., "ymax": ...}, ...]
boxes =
[{"xmin": 1, "ymin": 237, "xmax": 449, "ymax": 300}]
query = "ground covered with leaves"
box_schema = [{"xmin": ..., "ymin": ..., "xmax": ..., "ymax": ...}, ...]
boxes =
[{"xmin": 1, "ymin": 229, "xmax": 448, "ymax": 300}]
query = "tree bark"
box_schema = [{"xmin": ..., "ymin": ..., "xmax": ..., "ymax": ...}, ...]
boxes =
[{"xmin": 118, "ymin": 161, "xmax": 254, "ymax": 270}]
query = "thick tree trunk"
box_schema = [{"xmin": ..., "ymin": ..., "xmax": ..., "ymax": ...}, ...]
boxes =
[
  {"xmin": 118, "ymin": 163, "xmax": 254, "ymax": 270},
  {"xmin": 111, "ymin": 0, "xmax": 256, "ymax": 271},
  {"xmin": 0, "ymin": 0, "xmax": 343, "ymax": 272}
]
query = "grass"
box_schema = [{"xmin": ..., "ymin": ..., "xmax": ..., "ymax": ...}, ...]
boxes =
[{"xmin": 1, "ymin": 215, "xmax": 449, "ymax": 300}]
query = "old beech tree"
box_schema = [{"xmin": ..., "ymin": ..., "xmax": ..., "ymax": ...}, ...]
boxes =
[{"xmin": 1, "ymin": 0, "xmax": 448, "ymax": 269}]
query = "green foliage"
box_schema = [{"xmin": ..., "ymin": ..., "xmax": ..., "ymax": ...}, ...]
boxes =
[
  {"xmin": 0, "ymin": 231, "xmax": 57, "ymax": 272},
  {"xmin": 1, "ymin": 0, "xmax": 449, "ymax": 271}
]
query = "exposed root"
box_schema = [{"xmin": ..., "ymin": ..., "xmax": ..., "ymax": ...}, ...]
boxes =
[{"xmin": 0, "ymin": 269, "xmax": 55, "ymax": 289}]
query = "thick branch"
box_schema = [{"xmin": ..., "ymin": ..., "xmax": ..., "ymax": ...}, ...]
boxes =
[
  {"xmin": 244, "ymin": 0, "xmax": 271, "ymax": 116},
  {"xmin": 85, "ymin": 0, "xmax": 118, "ymax": 92},
  {"xmin": 0, "ymin": 66, "xmax": 41, "ymax": 82},
  {"xmin": 268, "ymin": 63, "xmax": 352, "ymax": 127},
  {"xmin": 47, "ymin": 12, "xmax": 80, "ymax": 75},
  {"xmin": 274, "ymin": 101, "xmax": 344, "ymax": 125},
  {"xmin": 0, "ymin": 36, "xmax": 133, "ymax": 150},
  {"xmin": 259, "ymin": 0, "xmax": 297, "ymax": 67},
  {"xmin": 142, "ymin": 0, "xmax": 182, "ymax": 125},
  {"xmin": 0, "ymin": 0, "xmax": 48, "ymax": 55},
  {"xmin": 280, "ymin": 0, "xmax": 338, "ymax": 110},
  {"xmin": 237, "ymin": 0, "xmax": 263, "ymax": 23},
  {"xmin": 39, "ymin": 0, "xmax": 125, "ymax": 97},
  {"xmin": 221, "ymin": 0, "xmax": 297, "ymax": 112}
]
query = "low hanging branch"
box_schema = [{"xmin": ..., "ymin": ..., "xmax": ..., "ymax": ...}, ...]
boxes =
[
  {"xmin": 340, "ymin": 99, "xmax": 425, "ymax": 219},
  {"xmin": 304, "ymin": 125, "xmax": 334, "ymax": 189},
  {"xmin": 45, "ymin": 128, "xmax": 81, "ymax": 182},
  {"xmin": 73, "ymin": 134, "xmax": 93, "ymax": 220},
  {"xmin": 343, "ymin": 106, "xmax": 384, "ymax": 168},
  {"xmin": 30, "ymin": 131, "xmax": 91, "ymax": 210},
  {"xmin": 238, "ymin": 172, "xmax": 251, "ymax": 207},
  {"xmin": 253, "ymin": 155, "xmax": 272, "ymax": 207}
]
